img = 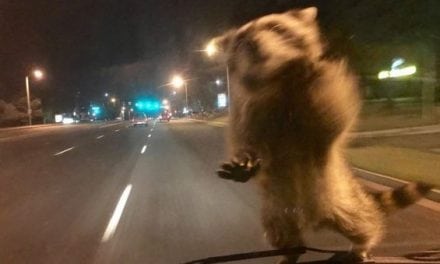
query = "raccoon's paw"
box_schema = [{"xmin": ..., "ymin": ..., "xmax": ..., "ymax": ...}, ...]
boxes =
[{"xmin": 217, "ymin": 154, "xmax": 261, "ymax": 183}]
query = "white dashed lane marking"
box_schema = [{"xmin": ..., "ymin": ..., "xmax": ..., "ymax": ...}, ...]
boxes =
[
  {"xmin": 102, "ymin": 184, "xmax": 132, "ymax": 242},
  {"xmin": 96, "ymin": 135, "xmax": 104, "ymax": 139},
  {"xmin": 141, "ymin": 145, "xmax": 147, "ymax": 154},
  {"xmin": 53, "ymin": 147, "xmax": 75, "ymax": 156}
]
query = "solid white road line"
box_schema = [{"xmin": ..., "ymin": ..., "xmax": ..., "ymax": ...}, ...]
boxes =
[
  {"xmin": 141, "ymin": 145, "xmax": 147, "ymax": 154},
  {"xmin": 96, "ymin": 135, "xmax": 104, "ymax": 139},
  {"xmin": 102, "ymin": 184, "xmax": 133, "ymax": 242},
  {"xmin": 53, "ymin": 147, "xmax": 75, "ymax": 156}
]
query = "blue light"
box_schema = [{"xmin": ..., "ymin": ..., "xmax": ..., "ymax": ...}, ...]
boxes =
[
  {"xmin": 135, "ymin": 100, "xmax": 161, "ymax": 112},
  {"xmin": 91, "ymin": 106, "xmax": 101, "ymax": 115}
]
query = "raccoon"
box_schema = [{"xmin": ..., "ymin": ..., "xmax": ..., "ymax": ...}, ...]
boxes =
[{"xmin": 214, "ymin": 7, "xmax": 432, "ymax": 263}]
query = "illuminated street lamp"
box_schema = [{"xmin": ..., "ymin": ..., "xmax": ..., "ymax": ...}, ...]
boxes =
[
  {"xmin": 171, "ymin": 75, "xmax": 188, "ymax": 109},
  {"xmin": 162, "ymin": 99, "xmax": 169, "ymax": 105},
  {"xmin": 25, "ymin": 69, "xmax": 44, "ymax": 126},
  {"xmin": 205, "ymin": 41, "xmax": 218, "ymax": 57},
  {"xmin": 104, "ymin": 92, "xmax": 109, "ymax": 97},
  {"xmin": 205, "ymin": 41, "xmax": 230, "ymax": 112},
  {"xmin": 171, "ymin": 75, "xmax": 184, "ymax": 88},
  {"xmin": 33, "ymin": 70, "xmax": 43, "ymax": 79},
  {"xmin": 110, "ymin": 97, "xmax": 116, "ymax": 103}
]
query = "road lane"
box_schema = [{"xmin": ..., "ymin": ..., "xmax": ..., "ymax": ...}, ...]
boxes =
[
  {"xmin": 94, "ymin": 120, "xmax": 271, "ymax": 264},
  {"xmin": 0, "ymin": 121, "xmax": 149, "ymax": 263}
]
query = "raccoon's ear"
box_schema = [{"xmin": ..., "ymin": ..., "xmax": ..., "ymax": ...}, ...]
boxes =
[
  {"xmin": 288, "ymin": 7, "xmax": 318, "ymax": 22},
  {"xmin": 299, "ymin": 7, "xmax": 318, "ymax": 22},
  {"xmin": 210, "ymin": 29, "xmax": 236, "ymax": 54}
]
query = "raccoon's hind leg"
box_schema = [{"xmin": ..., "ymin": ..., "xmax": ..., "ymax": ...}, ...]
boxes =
[
  {"xmin": 327, "ymin": 202, "xmax": 384, "ymax": 260},
  {"xmin": 262, "ymin": 202, "xmax": 304, "ymax": 264}
]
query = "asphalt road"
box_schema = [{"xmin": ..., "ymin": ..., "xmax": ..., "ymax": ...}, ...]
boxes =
[{"xmin": 0, "ymin": 120, "xmax": 439, "ymax": 264}]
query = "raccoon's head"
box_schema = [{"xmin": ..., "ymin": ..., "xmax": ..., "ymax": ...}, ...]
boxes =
[{"xmin": 210, "ymin": 7, "xmax": 323, "ymax": 87}]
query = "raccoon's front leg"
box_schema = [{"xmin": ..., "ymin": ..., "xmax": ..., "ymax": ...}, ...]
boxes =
[{"xmin": 217, "ymin": 152, "xmax": 261, "ymax": 183}]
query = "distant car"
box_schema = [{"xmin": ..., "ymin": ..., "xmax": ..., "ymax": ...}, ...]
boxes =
[
  {"xmin": 62, "ymin": 117, "xmax": 75, "ymax": 124},
  {"xmin": 130, "ymin": 113, "xmax": 148, "ymax": 127},
  {"xmin": 159, "ymin": 111, "xmax": 171, "ymax": 122}
]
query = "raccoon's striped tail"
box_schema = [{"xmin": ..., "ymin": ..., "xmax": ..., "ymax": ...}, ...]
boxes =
[{"xmin": 373, "ymin": 182, "xmax": 433, "ymax": 214}]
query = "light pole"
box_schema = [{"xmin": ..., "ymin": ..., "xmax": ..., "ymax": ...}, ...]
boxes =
[
  {"xmin": 205, "ymin": 41, "xmax": 231, "ymax": 113},
  {"xmin": 171, "ymin": 75, "xmax": 188, "ymax": 111},
  {"xmin": 25, "ymin": 69, "xmax": 44, "ymax": 126}
]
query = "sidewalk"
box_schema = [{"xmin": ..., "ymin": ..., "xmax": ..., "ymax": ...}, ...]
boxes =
[
  {"xmin": 191, "ymin": 115, "xmax": 440, "ymax": 138},
  {"xmin": 354, "ymin": 124, "xmax": 440, "ymax": 138},
  {"xmin": 0, "ymin": 124, "xmax": 56, "ymax": 132}
]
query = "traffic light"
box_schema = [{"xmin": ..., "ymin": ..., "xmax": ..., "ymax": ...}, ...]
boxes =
[{"xmin": 134, "ymin": 100, "xmax": 160, "ymax": 111}]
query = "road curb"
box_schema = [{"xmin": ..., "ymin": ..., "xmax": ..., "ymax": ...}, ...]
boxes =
[
  {"xmin": 353, "ymin": 167, "xmax": 440, "ymax": 203},
  {"xmin": 354, "ymin": 124, "xmax": 440, "ymax": 138},
  {"xmin": 191, "ymin": 119, "xmax": 440, "ymax": 137}
]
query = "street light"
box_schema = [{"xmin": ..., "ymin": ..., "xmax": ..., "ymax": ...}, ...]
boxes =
[
  {"xmin": 110, "ymin": 97, "xmax": 116, "ymax": 103},
  {"xmin": 171, "ymin": 75, "xmax": 184, "ymax": 88},
  {"xmin": 205, "ymin": 41, "xmax": 231, "ymax": 112},
  {"xmin": 171, "ymin": 75, "xmax": 188, "ymax": 110},
  {"xmin": 205, "ymin": 41, "xmax": 218, "ymax": 57},
  {"xmin": 25, "ymin": 69, "xmax": 44, "ymax": 126},
  {"xmin": 33, "ymin": 70, "xmax": 43, "ymax": 79}
]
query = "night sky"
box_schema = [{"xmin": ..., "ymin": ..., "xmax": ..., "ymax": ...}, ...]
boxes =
[{"xmin": 1, "ymin": 0, "xmax": 438, "ymax": 112}]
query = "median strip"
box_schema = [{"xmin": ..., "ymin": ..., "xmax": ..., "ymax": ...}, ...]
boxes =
[
  {"xmin": 53, "ymin": 147, "xmax": 75, "ymax": 156},
  {"xmin": 102, "ymin": 184, "xmax": 132, "ymax": 242}
]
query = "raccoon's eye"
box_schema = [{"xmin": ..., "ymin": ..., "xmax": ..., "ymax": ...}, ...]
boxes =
[
  {"xmin": 232, "ymin": 32, "xmax": 247, "ymax": 52},
  {"xmin": 264, "ymin": 22, "xmax": 290, "ymax": 37},
  {"xmin": 232, "ymin": 36, "xmax": 266, "ymax": 64}
]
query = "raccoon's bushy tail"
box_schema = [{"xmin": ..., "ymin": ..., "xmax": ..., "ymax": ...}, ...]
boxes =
[{"xmin": 373, "ymin": 182, "xmax": 433, "ymax": 214}]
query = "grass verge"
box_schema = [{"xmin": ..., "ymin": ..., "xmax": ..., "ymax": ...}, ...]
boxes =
[{"xmin": 347, "ymin": 146, "xmax": 440, "ymax": 187}]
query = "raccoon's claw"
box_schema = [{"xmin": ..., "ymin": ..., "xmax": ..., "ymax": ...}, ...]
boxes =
[{"xmin": 217, "ymin": 156, "xmax": 261, "ymax": 183}]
